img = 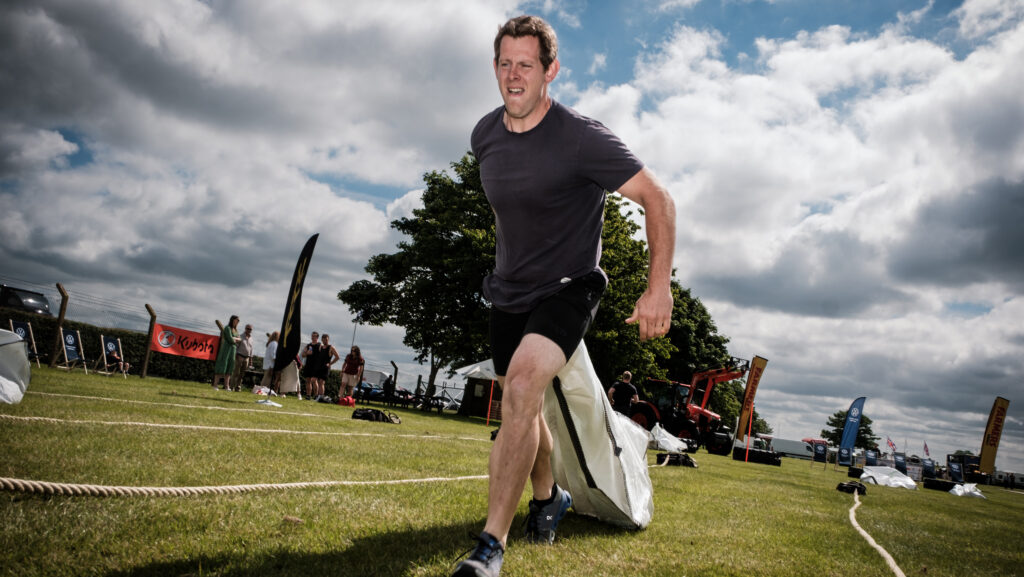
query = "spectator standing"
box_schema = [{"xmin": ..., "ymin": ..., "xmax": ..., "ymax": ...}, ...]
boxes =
[
  {"xmin": 340, "ymin": 345, "xmax": 365, "ymax": 398},
  {"xmin": 213, "ymin": 315, "xmax": 241, "ymax": 390},
  {"xmin": 607, "ymin": 371, "xmax": 638, "ymax": 415},
  {"xmin": 231, "ymin": 324, "xmax": 255, "ymax": 391},
  {"xmin": 261, "ymin": 331, "xmax": 279, "ymax": 391},
  {"xmin": 301, "ymin": 331, "xmax": 322, "ymax": 400},
  {"xmin": 315, "ymin": 334, "xmax": 341, "ymax": 401}
]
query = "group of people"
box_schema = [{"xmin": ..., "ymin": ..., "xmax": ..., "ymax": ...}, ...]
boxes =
[
  {"xmin": 212, "ymin": 317, "xmax": 365, "ymax": 401},
  {"xmin": 298, "ymin": 331, "xmax": 364, "ymax": 402}
]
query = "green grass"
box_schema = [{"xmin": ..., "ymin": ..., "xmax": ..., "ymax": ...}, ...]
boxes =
[{"xmin": 2, "ymin": 367, "xmax": 1022, "ymax": 576}]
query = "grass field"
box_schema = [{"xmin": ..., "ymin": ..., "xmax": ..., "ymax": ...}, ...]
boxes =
[{"xmin": 1, "ymin": 367, "xmax": 1021, "ymax": 576}]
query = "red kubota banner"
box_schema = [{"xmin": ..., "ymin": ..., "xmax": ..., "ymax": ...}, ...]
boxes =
[{"xmin": 149, "ymin": 323, "xmax": 219, "ymax": 361}]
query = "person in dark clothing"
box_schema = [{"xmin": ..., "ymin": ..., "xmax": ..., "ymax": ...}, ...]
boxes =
[
  {"xmin": 607, "ymin": 371, "xmax": 638, "ymax": 415},
  {"xmin": 301, "ymin": 331, "xmax": 322, "ymax": 400},
  {"xmin": 453, "ymin": 15, "xmax": 675, "ymax": 577}
]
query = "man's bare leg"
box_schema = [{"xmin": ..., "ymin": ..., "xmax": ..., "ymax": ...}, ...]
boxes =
[
  {"xmin": 482, "ymin": 333, "xmax": 566, "ymax": 545},
  {"xmin": 530, "ymin": 412, "xmax": 555, "ymax": 500}
]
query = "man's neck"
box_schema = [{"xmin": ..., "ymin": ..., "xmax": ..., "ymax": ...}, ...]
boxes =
[{"xmin": 504, "ymin": 97, "xmax": 552, "ymax": 133}]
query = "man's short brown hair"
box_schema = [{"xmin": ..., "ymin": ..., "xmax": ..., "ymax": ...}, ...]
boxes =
[{"xmin": 494, "ymin": 15, "xmax": 558, "ymax": 70}]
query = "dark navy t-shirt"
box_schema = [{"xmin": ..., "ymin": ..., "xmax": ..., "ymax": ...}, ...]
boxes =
[{"xmin": 471, "ymin": 100, "xmax": 644, "ymax": 312}]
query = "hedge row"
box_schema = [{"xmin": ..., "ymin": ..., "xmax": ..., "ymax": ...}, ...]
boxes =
[{"xmin": 3, "ymin": 307, "xmax": 345, "ymax": 395}]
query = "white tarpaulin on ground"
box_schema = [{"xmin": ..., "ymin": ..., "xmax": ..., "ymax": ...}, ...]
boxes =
[
  {"xmin": 860, "ymin": 466, "xmax": 917, "ymax": 489},
  {"xmin": 543, "ymin": 342, "xmax": 654, "ymax": 529},
  {"xmin": 649, "ymin": 423, "xmax": 688, "ymax": 453},
  {"xmin": 0, "ymin": 329, "xmax": 31, "ymax": 404},
  {"xmin": 950, "ymin": 483, "xmax": 986, "ymax": 498}
]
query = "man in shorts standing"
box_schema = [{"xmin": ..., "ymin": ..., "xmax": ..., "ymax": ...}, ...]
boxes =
[
  {"xmin": 453, "ymin": 14, "xmax": 676, "ymax": 577},
  {"xmin": 300, "ymin": 331, "xmax": 321, "ymax": 400}
]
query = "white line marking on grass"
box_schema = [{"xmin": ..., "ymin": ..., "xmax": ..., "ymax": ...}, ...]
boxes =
[
  {"xmin": 849, "ymin": 492, "xmax": 907, "ymax": 577},
  {"xmin": 0, "ymin": 414, "xmax": 490, "ymax": 443},
  {"xmin": 27, "ymin": 391, "xmax": 343, "ymax": 419},
  {"xmin": 0, "ymin": 474, "xmax": 489, "ymax": 498}
]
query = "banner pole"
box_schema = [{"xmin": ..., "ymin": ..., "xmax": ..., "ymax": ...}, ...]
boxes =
[
  {"xmin": 744, "ymin": 403, "xmax": 755, "ymax": 462},
  {"xmin": 486, "ymin": 379, "xmax": 495, "ymax": 426}
]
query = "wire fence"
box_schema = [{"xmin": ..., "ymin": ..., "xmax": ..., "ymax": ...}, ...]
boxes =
[{"xmin": 0, "ymin": 274, "xmax": 212, "ymax": 333}]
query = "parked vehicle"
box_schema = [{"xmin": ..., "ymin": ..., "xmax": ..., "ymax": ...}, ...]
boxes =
[
  {"xmin": 628, "ymin": 357, "xmax": 752, "ymax": 455},
  {"xmin": 0, "ymin": 285, "xmax": 53, "ymax": 316}
]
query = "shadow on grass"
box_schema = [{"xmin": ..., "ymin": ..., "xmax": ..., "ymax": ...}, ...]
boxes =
[{"xmin": 103, "ymin": 513, "xmax": 631, "ymax": 577}]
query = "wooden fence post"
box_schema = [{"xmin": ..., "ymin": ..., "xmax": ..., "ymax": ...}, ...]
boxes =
[
  {"xmin": 48, "ymin": 283, "xmax": 69, "ymax": 368},
  {"xmin": 141, "ymin": 304, "xmax": 157, "ymax": 378}
]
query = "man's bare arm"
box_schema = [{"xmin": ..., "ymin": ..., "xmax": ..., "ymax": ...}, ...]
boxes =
[{"xmin": 616, "ymin": 167, "xmax": 676, "ymax": 341}]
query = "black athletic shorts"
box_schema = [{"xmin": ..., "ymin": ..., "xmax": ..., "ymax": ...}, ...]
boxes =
[{"xmin": 489, "ymin": 270, "xmax": 607, "ymax": 377}]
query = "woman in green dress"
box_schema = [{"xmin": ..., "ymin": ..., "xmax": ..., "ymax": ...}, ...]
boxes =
[{"xmin": 213, "ymin": 315, "xmax": 241, "ymax": 390}]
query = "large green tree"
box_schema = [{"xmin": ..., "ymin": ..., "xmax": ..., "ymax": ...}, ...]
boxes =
[
  {"xmin": 821, "ymin": 410, "xmax": 880, "ymax": 449},
  {"xmin": 337, "ymin": 154, "xmax": 493, "ymax": 394}
]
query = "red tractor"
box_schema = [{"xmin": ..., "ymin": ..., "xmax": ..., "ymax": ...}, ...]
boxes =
[{"xmin": 628, "ymin": 357, "xmax": 751, "ymax": 455}]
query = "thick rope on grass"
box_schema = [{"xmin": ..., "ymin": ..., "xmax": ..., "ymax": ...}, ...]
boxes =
[
  {"xmin": 0, "ymin": 475, "xmax": 488, "ymax": 498},
  {"xmin": 849, "ymin": 492, "xmax": 907, "ymax": 577}
]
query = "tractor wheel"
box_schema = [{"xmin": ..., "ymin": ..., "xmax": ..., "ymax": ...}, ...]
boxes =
[
  {"xmin": 629, "ymin": 402, "xmax": 659, "ymax": 431},
  {"xmin": 707, "ymin": 431, "xmax": 733, "ymax": 455},
  {"xmin": 680, "ymin": 421, "xmax": 700, "ymax": 453}
]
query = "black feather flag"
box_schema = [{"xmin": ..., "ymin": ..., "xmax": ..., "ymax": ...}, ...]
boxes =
[{"xmin": 275, "ymin": 233, "xmax": 318, "ymax": 370}]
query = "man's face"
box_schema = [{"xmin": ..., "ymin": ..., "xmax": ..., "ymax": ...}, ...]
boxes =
[
  {"xmin": 311, "ymin": 333, "xmax": 319, "ymax": 343},
  {"xmin": 244, "ymin": 326, "xmax": 252, "ymax": 335},
  {"xmin": 494, "ymin": 35, "xmax": 558, "ymax": 125}
]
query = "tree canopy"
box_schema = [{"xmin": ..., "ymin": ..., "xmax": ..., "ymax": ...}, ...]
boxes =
[
  {"xmin": 820, "ymin": 410, "xmax": 880, "ymax": 449},
  {"xmin": 338, "ymin": 152, "xmax": 737, "ymax": 399},
  {"xmin": 337, "ymin": 153, "xmax": 493, "ymax": 392}
]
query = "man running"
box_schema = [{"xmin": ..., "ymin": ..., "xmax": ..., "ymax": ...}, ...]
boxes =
[{"xmin": 453, "ymin": 14, "xmax": 675, "ymax": 577}]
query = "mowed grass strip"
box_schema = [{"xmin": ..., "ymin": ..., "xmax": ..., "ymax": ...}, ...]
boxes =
[{"xmin": 1, "ymin": 367, "xmax": 1021, "ymax": 577}]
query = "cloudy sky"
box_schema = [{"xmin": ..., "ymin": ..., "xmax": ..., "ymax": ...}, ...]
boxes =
[{"xmin": 2, "ymin": 0, "xmax": 1022, "ymax": 473}]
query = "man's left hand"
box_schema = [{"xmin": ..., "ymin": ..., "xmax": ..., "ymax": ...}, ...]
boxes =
[{"xmin": 625, "ymin": 286, "xmax": 674, "ymax": 340}]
